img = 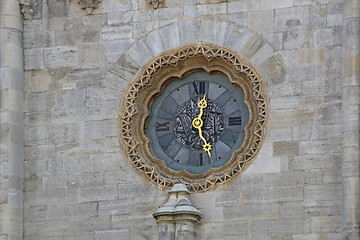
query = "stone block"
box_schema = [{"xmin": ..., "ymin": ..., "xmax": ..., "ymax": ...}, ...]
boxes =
[
  {"xmin": 280, "ymin": 202, "xmax": 306, "ymax": 217},
  {"xmin": 55, "ymin": 31, "xmax": 84, "ymax": 45},
  {"xmin": 24, "ymin": 205, "xmax": 47, "ymax": 222},
  {"xmin": 101, "ymin": 25, "xmax": 132, "ymax": 41},
  {"xmin": 23, "ymin": 31, "xmax": 55, "ymax": 48},
  {"xmin": 83, "ymin": 120, "xmax": 117, "ymax": 140},
  {"xmin": 225, "ymin": 26, "xmax": 253, "ymax": 54},
  {"xmin": 223, "ymin": 203, "xmax": 279, "ymax": 220},
  {"xmin": 271, "ymin": 109, "xmax": 314, "ymax": 129},
  {"xmin": 98, "ymin": 200, "xmax": 134, "ymax": 216},
  {"xmin": 117, "ymin": 183, "xmax": 161, "ymax": 200},
  {"xmin": 79, "ymin": 185, "xmax": 118, "ymax": 202},
  {"xmin": 204, "ymin": 3, "xmax": 227, "ymax": 15},
  {"xmin": 77, "ymin": 43, "xmax": 106, "ymax": 66},
  {"xmin": 55, "ymin": 89, "xmax": 85, "ymax": 110},
  {"xmin": 263, "ymin": 32, "xmax": 283, "ymax": 50},
  {"xmin": 250, "ymin": 42, "xmax": 275, "ymax": 66},
  {"xmin": 297, "ymin": 48, "xmax": 325, "ymax": 65},
  {"xmin": 0, "ymin": 28, "xmax": 22, "ymax": 46},
  {"xmin": 111, "ymin": 52, "xmax": 140, "ymax": 81},
  {"xmin": 133, "ymin": 10, "xmax": 152, "ymax": 23},
  {"xmin": 310, "ymin": 215, "xmax": 342, "ymax": 233},
  {"xmin": 250, "ymin": 218, "xmax": 310, "ymax": 235},
  {"xmin": 200, "ymin": 221, "xmax": 249, "ymax": 239},
  {"xmin": 25, "ymin": 125, "xmax": 51, "ymax": 145},
  {"xmin": 261, "ymin": 0, "xmax": 293, "ymax": 9},
  {"xmin": 283, "ymin": 30, "xmax": 313, "ymax": 49},
  {"xmin": 26, "ymin": 70, "xmax": 51, "ymax": 93},
  {"xmin": 63, "ymin": 155, "xmax": 92, "ymax": 175},
  {"xmin": 258, "ymin": 53, "xmax": 287, "ymax": 86},
  {"xmin": 71, "ymin": 216, "xmax": 111, "ymax": 233},
  {"xmin": 327, "ymin": 14, "xmax": 343, "ymax": 27},
  {"xmin": 248, "ymin": 10, "xmax": 274, "ymax": 33},
  {"xmin": 184, "ymin": 5, "xmax": 206, "ymax": 16},
  {"xmin": 48, "ymin": 17, "xmax": 64, "ymax": 31},
  {"xmin": 24, "ymin": 188, "xmax": 78, "ymax": 205},
  {"xmin": 45, "ymin": 202, "xmax": 97, "ymax": 219},
  {"xmin": 83, "ymin": 29, "xmax": 101, "ymax": 43},
  {"xmin": 228, "ymin": 1, "xmax": 247, "ymax": 13},
  {"xmin": 95, "ymin": 230, "xmax": 130, "ymax": 240},
  {"xmin": 154, "ymin": 7, "xmax": 183, "ymax": 20},
  {"xmin": 159, "ymin": 24, "xmax": 181, "ymax": 50},
  {"xmin": 178, "ymin": 19, "xmax": 201, "ymax": 45},
  {"xmin": 199, "ymin": 19, "xmax": 232, "ymax": 45},
  {"xmin": 215, "ymin": 190, "xmax": 240, "ymax": 206},
  {"xmin": 44, "ymin": 46, "xmax": 77, "ymax": 69},
  {"xmin": 107, "ymin": 11, "xmax": 133, "ymax": 25},
  {"xmin": 343, "ymin": 0, "xmax": 360, "ymax": 18},
  {"xmin": 200, "ymin": 0, "xmax": 225, "ymax": 3},
  {"xmin": 244, "ymin": 157, "xmax": 281, "ymax": 174},
  {"xmin": 305, "ymin": 184, "xmax": 341, "ymax": 203},
  {"xmin": 273, "ymin": 141, "xmax": 299, "ymax": 157},
  {"xmin": 225, "ymin": 12, "xmax": 247, "ymax": 26},
  {"xmin": 303, "ymin": 5, "xmax": 326, "ymax": 29},
  {"xmin": 274, "ymin": 7, "xmax": 303, "ymax": 32},
  {"xmin": 241, "ymin": 187, "xmax": 304, "ymax": 203},
  {"xmin": 125, "ymin": 39, "xmax": 154, "ymax": 67},
  {"xmin": 145, "ymin": 30, "xmax": 165, "ymax": 56},
  {"xmin": 314, "ymin": 27, "xmax": 343, "ymax": 47},
  {"xmin": 133, "ymin": 21, "xmax": 157, "ymax": 38},
  {"xmin": 102, "ymin": 0, "xmax": 132, "ymax": 13}
]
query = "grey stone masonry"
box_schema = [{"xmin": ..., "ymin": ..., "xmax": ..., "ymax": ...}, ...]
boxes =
[
  {"xmin": 0, "ymin": 0, "xmax": 359, "ymax": 239},
  {"xmin": 341, "ymin": 0, "xmax": 360, "ymax": 239},
  {"xmin": 0, "ymin": 0, "xmax": 24, "ymax": 239}
]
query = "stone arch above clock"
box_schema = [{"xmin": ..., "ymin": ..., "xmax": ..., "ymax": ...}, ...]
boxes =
[{"xmin": 111, "ymin": 19, "xmax": 287, "ymax": 192}]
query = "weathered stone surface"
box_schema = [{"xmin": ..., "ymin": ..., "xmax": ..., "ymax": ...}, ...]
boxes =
[
  {"xmin": 4, "ymin": 0, "xmax": 355, "ymax": 239},
  {"xmin": 248, "ymin": 10, "xmax": 274, "ymax": 33}
]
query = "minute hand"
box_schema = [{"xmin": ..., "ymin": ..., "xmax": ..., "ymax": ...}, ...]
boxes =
[{"xmin": 192, "ymin": 94, "xmax": 212, "ymax": 157}]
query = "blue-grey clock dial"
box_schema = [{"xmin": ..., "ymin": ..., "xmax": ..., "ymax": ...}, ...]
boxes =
[{"xmin": 148, "ymin": 71, "xmax": 249, "ymax": 174}]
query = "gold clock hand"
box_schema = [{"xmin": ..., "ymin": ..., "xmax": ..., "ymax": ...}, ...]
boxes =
[{"xmin": 192, "ymin": 94, "xmax": 212, "ymax": 157}]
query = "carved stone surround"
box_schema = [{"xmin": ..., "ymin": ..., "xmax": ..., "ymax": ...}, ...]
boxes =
[{"xmin": 118, "ymin": 43, "xmax": 268, "ymax": 192}]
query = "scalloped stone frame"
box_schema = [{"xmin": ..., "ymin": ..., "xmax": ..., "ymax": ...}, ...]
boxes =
[{"xmin": 118, "ymin": 43, "xmax": 268, "ymax": 192}]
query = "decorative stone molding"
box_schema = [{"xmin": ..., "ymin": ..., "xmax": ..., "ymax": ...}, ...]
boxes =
[
  {"xmin": 20, "ymin": 2, "xmax": 34, "ymax": 20},
  {"xmin": 153, "ymin": 184, "xmax": 201, "ymax": 240},
  {"xmin": 78, "ymin": 0, "xmax": 102, "ymax": 14},
  {"xmin": 118, "ymin": 43, "xmax": 268, "ymax": 192},
  {"xmin": 148, "ymin": 0, "xmax": 163, "ymax": 8}
]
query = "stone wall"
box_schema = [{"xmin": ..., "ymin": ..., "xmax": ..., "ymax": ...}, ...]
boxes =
[{"xmin": 11, "ymin": 0, "xmax": 359, "ymax": 239}]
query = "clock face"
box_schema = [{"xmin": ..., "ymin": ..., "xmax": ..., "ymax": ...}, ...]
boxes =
[{"xmin": 148, "ymin": 71, "xmax": 249, "ymax": 174}]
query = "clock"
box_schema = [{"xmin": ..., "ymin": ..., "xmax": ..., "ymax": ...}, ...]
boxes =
[
  {"xmin": 118, "ymin": 43, "xmax": 268, "ymax": 192},
  {"xmin": 148, "ymin": 71, "xmax": 249, "ymax": 174}
]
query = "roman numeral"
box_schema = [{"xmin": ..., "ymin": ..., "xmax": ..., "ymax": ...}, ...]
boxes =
[
  {"xmin": 156, "ymin": 121, "xmax": 170, "ymax": 131},
  {"xmin": 229, "ymin": 117, "xmax": 241, "ymax": 126},
  {"xmin": 192, "ymin": 82, "xmax": 205, "ymax": 95},
  {"xmin": 199, "ymin": 153, "xmax": 203, "ymax": 166}
]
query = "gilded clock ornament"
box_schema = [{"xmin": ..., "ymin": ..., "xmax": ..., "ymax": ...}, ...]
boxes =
[{"xmin": 118, "ymin": 43, "xmax": 268, "ymax": 192}]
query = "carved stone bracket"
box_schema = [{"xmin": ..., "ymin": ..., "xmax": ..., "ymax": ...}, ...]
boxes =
[
  {"xmin": 153, "ymin": 184, "xmax": 202, "ymax": 240},
  {"xmin": 78, "ymin": 0, "xmax": 102, "ymax": 14},
  {"xmin": 20, "ymin": 2, "xmax": 34, "ymax": 20},
  {"xmin": 148, "ymin": 0, "xmax": 163, "ymax": 9}
]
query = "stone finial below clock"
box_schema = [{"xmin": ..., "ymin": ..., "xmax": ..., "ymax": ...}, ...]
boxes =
[
  {"xmin": 78, "ymin": 0, "xmax": 102, "ymax": 14},
  {"xmin": 20, "ymin": 2, "xmax": 34, "ymax": 20},
  {"xmin": 153, "ymin": 184, "xmax": 202, "ymax": 240},
  {"xmin": 148, "ymin": 0, "xmax": 163, "ymax": 9}
]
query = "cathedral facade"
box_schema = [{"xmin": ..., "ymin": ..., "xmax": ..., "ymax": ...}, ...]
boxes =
[{"xmin": 0, "ymin": 0, "xmax": 359, "ymax": 239}]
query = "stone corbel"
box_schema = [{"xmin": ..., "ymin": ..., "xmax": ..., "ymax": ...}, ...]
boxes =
[
  {"xmin": 78, "ymin": 0, "xmax": 102, "ymax": 14},
  {"xmin": 20, "ymin": 2, "xmax": 34, "ymax": 20},
  {"xmin": 153, "ymin": 184, "xmax": 202, "ymax": 240},
  {"xmin": 148, "ymin": 0, "xmax": 163, "ymax": 9}
]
